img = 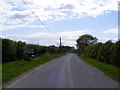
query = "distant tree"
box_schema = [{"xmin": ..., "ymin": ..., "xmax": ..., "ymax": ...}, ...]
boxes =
[
  {"xmin": 2, "ymin": 38, "xmax": 75, "ymax": 63},
  {"xmin": 16, "ymin": 41, "xmax": 26, "ymax": 59},
  {"xmin": 102, "ymin": 40, "xmax": 113, "ymax": 64},
  {"xmin": 83, "ymin": 42, "xmax": 102, "ymax": 59},
  {"xmin": 111, "ymin": 40, "xmax": 120, "ymax": 67},
  {"xmin": 2, "ymin": 39, "xmax": 17, "ymax": 63},
  {"xmin": 76, "ymin": 34, "xmax": 98, "ymax": 54}
]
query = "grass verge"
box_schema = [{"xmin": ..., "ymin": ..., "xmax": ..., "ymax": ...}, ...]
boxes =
[
  {"xmin": 2, "ymin": 53, "xmax": 63, "ymax": 83},
  {"xmin": 80, "ymin": 55, "xmax": 120, "ymax": 82}
]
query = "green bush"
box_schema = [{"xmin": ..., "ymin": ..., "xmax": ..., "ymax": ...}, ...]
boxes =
[
  {"xmin": 2, "ymin": 38, "xmax": 73, "ymax": 63},
  {"xmin": 78, "ymin": 39, "xmax": 120, "ymax": 67},
  {"xmin": 76, "ymin": 34, "xmax": 120, "ymax": 68}
]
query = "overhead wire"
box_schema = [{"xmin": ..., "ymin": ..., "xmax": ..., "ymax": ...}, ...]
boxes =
[
  {"xmin": 21, "ymin": 0, "xmax": 64, "ymax": 47},
  {"xmin": 21, "ymin": 0, "xmax": 53, "ymax": 34}
]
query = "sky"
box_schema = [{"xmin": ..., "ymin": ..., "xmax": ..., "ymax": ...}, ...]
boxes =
[{"xmin": 0, "ymin": 0, "xmax": 119, "ymax": 47}]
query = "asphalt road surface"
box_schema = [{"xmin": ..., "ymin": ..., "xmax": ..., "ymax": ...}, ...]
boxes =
[{"xmin": 5, "ymin": 53, "xmax": 118, "ymax": 88}]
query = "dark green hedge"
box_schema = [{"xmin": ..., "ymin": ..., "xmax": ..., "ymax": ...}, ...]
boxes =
[
  {"xmin": 82, "ymin": 40, "xmax": 120, "ymax": 67},
  {"xmin": 2, "ymin": 38, "xmax": 73, "ymax": 63}
]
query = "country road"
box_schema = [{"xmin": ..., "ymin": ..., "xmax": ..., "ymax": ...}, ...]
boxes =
[{"xmin": 4, "ymin": 53, "xmax": 118, "ymax": 88}]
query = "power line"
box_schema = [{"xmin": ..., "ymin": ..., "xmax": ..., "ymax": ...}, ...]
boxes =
[{"xmin": 21, "ymin": 0, "xmax": 53, "ymax": 34}]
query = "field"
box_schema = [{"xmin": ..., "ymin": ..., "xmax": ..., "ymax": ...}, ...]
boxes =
[
  {"xmin": 2, "ymin": 53, "xmax": 63, "ymax": 83},
  {"xmin": 80, "ymin": 55, "xmax": 120, "ymax": 82}
]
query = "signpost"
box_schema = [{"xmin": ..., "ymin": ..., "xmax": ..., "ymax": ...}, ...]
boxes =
[{"xmin": 24, "ymin": 49, "xmax": 35, "ymax": 61}]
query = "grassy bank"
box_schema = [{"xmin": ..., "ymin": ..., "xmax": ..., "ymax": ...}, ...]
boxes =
[
  {"xmin": 80, "ymin": 55, "xmax": 120, "ymax": 82},
  {"xmin": 2, "ymin": 53, "xmax": 63, "ymax": 83}
]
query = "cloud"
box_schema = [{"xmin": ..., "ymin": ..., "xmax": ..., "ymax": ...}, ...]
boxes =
[
  {"xmin": 99, "ymin": 37, "xmax": 118, "ymax": 42},
  {"xmin": 2, "ymin": 29, "xmax": 118, "ymax": 46},
  {"xmin": 1, "ymin": 0, "xmax": 118, "ymax": 25},
  {"xmin": 11, "ymin": 13, "xmax": 28, "ymax": 19},
  {"xmin": 2, "ymin": 30, "xmax": 89, "ymax": 47},
  {"xmin": 103, "ymin": 28, "xmax": 118, "ymax": 34},
  {"xmin": 0, "ymin": 0, "xmax": 118, "ymax": 33},
  {"xmin": 0, "ymin": 24, "xmax": 45, "ymax": 31},
  {"xmin": 59, "ymin": 4, "xmax": 74, "ymax": 10}
]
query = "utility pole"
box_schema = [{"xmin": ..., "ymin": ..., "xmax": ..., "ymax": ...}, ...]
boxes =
[{"xmin": 59, "ymin": 37, "xmax": 62, "ymax": 48}]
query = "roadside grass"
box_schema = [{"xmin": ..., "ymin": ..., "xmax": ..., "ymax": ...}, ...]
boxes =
[
  {"xmin": 80, "ymin": 55, "xmax": 120, "ymax": 82},
  {"xmin": 2, "ymin": 53, "xmax": 63, "ymax": 83}
]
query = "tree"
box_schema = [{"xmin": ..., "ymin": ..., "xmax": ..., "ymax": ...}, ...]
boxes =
[
  {"xmin": 102, "ymin": 40, "xmax": 113, "ymax": 64},
  {"xmin": 83, "ymin": 42, "xmax": 102, "ymax": 59},
  {"xmin": 2, "ymin": 39, "xmax": 17, "ymax": 63},
  {"xmin": 111, "ymin": 40, "xmax": 120, "ymax": 67},
  {"xmin": 16, "ymin": 41, "xmax": 26, "ymax": 59},
  {"xmin": 76, "ymin": 34, "xmax": 98, "ymax": 54}
]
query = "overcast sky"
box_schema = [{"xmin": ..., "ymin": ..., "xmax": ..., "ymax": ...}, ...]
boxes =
[{"xmin": 0, "ymin": 0, "xmax": 119, "ymax": 47}]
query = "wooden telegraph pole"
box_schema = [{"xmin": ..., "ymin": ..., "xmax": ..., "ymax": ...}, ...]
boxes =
[
  {"xmin": 60, "ymin": 37, "xmax": 62, "ymax": 48},
  {"xmin": 59, "ymin": 37, "xmax": 62, "ymax": 52}
]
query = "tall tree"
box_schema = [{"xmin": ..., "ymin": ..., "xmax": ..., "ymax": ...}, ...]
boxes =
[{"xmin": 76, "ymin": 34, "xmax": 98, "ymax": 54}]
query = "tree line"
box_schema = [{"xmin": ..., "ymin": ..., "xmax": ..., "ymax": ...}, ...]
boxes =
[
  {"xmin": 2, "ymin": 38, "xmax": 74, "ymax": 63},
  {"xmin": 76, "ymin": 34, "xmax": 120, "ymax": 68}
]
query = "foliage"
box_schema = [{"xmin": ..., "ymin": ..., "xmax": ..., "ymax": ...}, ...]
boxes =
[
  {"xmin": 76, "ymin": 34, "xmax": 120, "ymax": 68},
  {"xmin": 83, "ymin": 42, "xmax": 102, "ymax": 59},
  {"xmin": 82, "ymin": 40, "xmax": 120, "ymax": 67},
  {"xmin": 2, "ymin": 38, "xmax": 73, "ymax": 63},
  {"xmin": 80, "ymin": 55, "xmax": 120, "ymax": 82},
  {"xmin": 76, "ymin": 34, "xmax": 97, "ymax": 54},
  {"xmin": 2, "ymin": 39, "xmax": 17, "ymax": 62}
]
